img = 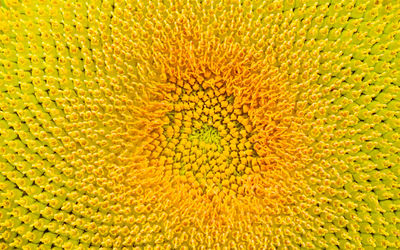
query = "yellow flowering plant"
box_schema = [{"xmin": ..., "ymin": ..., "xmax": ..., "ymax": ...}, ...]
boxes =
[{"xmin": 0, "ymin": 0, "xmax": 399, "ymax": 249}]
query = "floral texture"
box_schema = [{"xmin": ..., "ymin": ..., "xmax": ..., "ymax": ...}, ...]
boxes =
[{"xmin": 0, "ymin": 0, "xmax": 400, "ymax": 249}]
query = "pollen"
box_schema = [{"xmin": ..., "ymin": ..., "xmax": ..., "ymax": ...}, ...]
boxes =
[{"xmin": 0, "ymin": 0, "xmax": 400, "ymax": 249}]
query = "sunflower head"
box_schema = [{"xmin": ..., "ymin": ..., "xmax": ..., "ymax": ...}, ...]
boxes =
[{"xmin": 0, "ymin": 0, "xmax": 399, "ymax": 249}]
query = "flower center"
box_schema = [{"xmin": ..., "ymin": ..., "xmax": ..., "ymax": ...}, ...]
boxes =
[
  {"xmin": 151, "ymin": 77, "xmax": 260, "ymax": 196},
  {"xmin": 189, "ymin": 124, "xmax": 221, "ymax": 146}
]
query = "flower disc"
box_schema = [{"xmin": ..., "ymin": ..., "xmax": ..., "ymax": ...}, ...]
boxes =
[{"xmin": 0, "ymin": 0, "xmax": 399, "ymax": 249}]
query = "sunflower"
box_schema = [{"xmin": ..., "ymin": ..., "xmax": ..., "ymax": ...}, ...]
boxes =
[{"xmin": 0, "ymin": 0, "xmax": 399, "ymax": 249}]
